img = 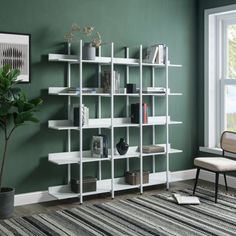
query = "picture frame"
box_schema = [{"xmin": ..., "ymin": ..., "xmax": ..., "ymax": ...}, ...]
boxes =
[
  {"xmin": 0, "ymin": 32, "xmax": 31, "ymax": 83},
  {"xmin": 91, "ymin": 136, "xmax": 104, "ymax": 158}
]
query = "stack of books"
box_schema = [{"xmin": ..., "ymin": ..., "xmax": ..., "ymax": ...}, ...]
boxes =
[
  {"xmin": 131, "ymin": 103, "xmax": 148, "ymax": 124},
  {"xmin": 101, "ymin": 70, "xmax": 120, "ymax": 93},
  {"xmin": 141, "ymin": 145, "xmax": 165, "ymax": 154},
  {"xmin": 143, "ymin": 44, "xmax": 166, "ymax": 64},
  {"xmin": 142, "ymin": 87, "xmax": 167, "ymax": 94},
  {"xmin": 60, "ymin": 87, "xmax": 97, "ymax": 95},
  {"xmin": 73, "ymin": 104, "xmax": 89, "ymax": 126}
]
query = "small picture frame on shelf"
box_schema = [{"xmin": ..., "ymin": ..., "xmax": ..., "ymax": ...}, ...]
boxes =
[
  {"xmin": 0, "ymin": 32, "xmax": 31, "ymax": 83},
  {"xmin": 91, "ymin": 136, "xmax": 103, "ymax": 158}
]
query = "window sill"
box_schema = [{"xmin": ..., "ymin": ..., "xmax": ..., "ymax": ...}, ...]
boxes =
[{"xmin": 199, "ymin": 146, "xmax": 236, "ymax": 158}]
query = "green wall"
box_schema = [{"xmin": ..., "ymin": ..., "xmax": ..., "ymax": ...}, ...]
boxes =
[
  {"xmin": 198, "ymin": 0, "xmax": 236, "ymax": 147},
  {"xmin": 0, "ymin": 0, "xmax": 197, "ymax": 194}
]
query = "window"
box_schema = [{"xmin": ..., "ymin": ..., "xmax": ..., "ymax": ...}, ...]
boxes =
[{"xmin": 204, "ymin": 5, "xmax": 236, "ymax": 149}]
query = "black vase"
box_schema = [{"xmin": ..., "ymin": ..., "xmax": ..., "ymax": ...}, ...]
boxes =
[{"xmin": 116, "ymin": 138, "xmax": 129, "ymax": 155}]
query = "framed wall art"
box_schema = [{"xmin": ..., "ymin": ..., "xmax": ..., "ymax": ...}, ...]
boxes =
[{"xmin": 0, "ymin": 32, "xmax": 31, "ymax": 83}]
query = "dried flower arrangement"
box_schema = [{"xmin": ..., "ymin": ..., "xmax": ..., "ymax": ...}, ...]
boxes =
[{"xmin": 65, "ymin": 23, "xmax": 102, "ymax": 48}]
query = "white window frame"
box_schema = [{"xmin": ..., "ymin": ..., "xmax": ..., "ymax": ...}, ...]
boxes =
[{"xmin": 201, "ymin": 4, "xmax": 236, "ymax": 155}]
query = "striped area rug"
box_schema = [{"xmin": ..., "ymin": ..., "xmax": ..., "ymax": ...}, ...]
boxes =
[{"xmin": 1, "ymin": 187, "xmax": 236, "ymax": 235}]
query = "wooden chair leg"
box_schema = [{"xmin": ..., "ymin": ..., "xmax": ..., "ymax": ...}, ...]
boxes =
[
  {"xmin": 215, "ymin": 172, "xmax": 219, "ymax": 203},
  {"xmin": 224, "ymin": 173, "xmax": 228, "ymax": 192},
  {"xmin": 193, "ymin": 168, "xmax": 200, "ymax": 195}
]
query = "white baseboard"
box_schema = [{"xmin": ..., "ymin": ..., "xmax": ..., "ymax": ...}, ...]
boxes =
[
  {"xmin": 170, "ymin": 169, "xmax": 196, "ymax": 182},
  {"xmin": 15, "ymin": 191, "xmax": 56, "ymax": 206},
  {"xmin": 16, "ymin": 168, "xmax": 236, "ymax": 206},
  {"xmin": 199, "ymin": 169, "xmax": 236, "ymax": 189}
]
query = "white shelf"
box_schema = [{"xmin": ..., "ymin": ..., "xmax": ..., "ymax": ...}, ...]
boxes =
[
  {"xmin": 49, "ymin": 145, "xmax": 182, "ymax": 165},
  {"xmin": 48, "ymin": 53, "xmax": 182, "ymax": 67},
  {"xmin": 48, "ymin": 120, "xmax": 79, "ymax": 130},
  {"xmin": 143, "ymin": 172, "xmax": 167, "ymax": 186},
  {"xmin": 48, "ymin": 179, "xmax": 111, "ymax": 200},
  {"xmin": 48, "ymin": 117, "xmax": 182, "ymax": 130},
  {"xmin": 48, "ymin": 87, "xmax": 111, "ymax": 97},
  {"xmin": 49, "ymin": 87, "xmax": 182, "ymax": 97},
  {"xmin": 48, "ymin": 172, "xmax": 169, "ymax": 200},
  {"xmin": 169, "ymin": 93, "xmax": 182, "ymax": 96},
  {"xmin": 49, "ymin": 151, "xmax": 111, "ymax": 165}
]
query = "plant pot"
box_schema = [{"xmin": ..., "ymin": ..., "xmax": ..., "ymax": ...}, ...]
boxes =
[
  {"xmin": 82, "ymin": 43, "xmax": 96, "ymax": 60},
  {"xmin": 0, "ymin": 187, "xmax": 15, "ymax": 219}
]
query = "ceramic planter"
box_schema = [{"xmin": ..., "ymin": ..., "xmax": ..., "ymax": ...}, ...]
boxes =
[
  {"xmin": 82, "ymin": 42, "xmax": 96, "ymax": 60},
  {"xmin": 0, "ymin": 187, "xmax": 15, "ymax": 219}
]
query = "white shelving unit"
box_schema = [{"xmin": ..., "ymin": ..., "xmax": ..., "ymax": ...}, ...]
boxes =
[{"xmin": 48, "ymin": 41, "xmax": 182, "ymax": 203}]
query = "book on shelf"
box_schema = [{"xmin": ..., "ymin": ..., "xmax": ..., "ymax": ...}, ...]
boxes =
[
  {"xmin": 143, "ymin": 45, "xmax": 159, "ymax": 64},
  {"xmin": 143, "ymin": 44, "xmax": 168, "ymax": 64},
  {"xmin": 131, "ymin": 103, "xmax": 148, "ymax": 124},
  {"xmin": 173, "ymin": 193, "xmax": 200, "ymax": 205},
  {"xmin": 73, "ymin": 104, "xmax": 89, "ymax": 126},
  {"xmin": 91, "ymin": 136, "xmax": 103, "ymax": 158},
  {"xmin": 155, "ymin": 44, "xmax": 165, "ymax": 64},
  {"xmin": 97, "ymin": 134, "xmax": 108, "ymax": 158},
  {"xmin": 140, "ymin": 145, "xmax": 165, "ymax": 153},
  {"xmin": 142, "ymin": 87, "xmax": 166, "ymax": 93},
  {"xmin": 91, "ymin": 135, "xmax": 108, "ymax": 158},
  {"xmin": 101, "ymin": 70, "xmax": 120, "ymax": 93}
]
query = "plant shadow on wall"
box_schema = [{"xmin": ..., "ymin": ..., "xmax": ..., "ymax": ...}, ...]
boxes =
[{"xmin": 0, "ymin": 65, "xmax": 42, "ymax": 219}]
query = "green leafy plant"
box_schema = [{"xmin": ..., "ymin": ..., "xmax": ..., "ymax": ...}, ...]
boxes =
[
  {"xmin": 64, "ymin": 23, "xmax": 102, "ymax": 47},
  {"xmin": 0, "ymin": 65, "xmax": 43, "ymax": 191}
]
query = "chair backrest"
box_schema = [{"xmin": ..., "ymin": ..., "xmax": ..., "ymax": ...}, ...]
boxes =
[{"xmin": 221, "ymin": 131, "xmax": 236, "ymax": 154}]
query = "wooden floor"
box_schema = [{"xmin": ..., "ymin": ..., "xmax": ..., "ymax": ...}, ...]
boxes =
[{"xmin": 13, "ymin": 179, "xmax": 236, "ymax": 217}]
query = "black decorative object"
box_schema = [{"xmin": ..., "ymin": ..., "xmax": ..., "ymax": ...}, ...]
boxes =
[
  {"xmin": 126, "ymin": 83, "xmax": 136, "ymax": 93},
  {"xmin": 0, "ymin": 32, "xmax": 31, "ymax": 83},
  {"xmin": 116, "ymin": 138, "xmax": 129, "ymax": 155}
]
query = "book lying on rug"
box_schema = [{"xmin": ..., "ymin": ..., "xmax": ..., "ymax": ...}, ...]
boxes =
[{"xmin": 173, "ymin": 193, "xmax": 200, "ymax": 205}]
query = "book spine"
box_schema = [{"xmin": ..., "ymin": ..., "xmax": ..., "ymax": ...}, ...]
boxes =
[{"xmin": 143, "ymin": 103, "xmax": 147, "ymax": 124}]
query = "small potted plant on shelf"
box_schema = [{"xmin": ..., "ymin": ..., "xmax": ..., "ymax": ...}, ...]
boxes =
[
  {"xmin": 0, "ymin": 65, "xmax": 42, "ymax": 219},
  {"xmin": 64, "ymin": 23, "xmax": 102, "ymax": 60}
]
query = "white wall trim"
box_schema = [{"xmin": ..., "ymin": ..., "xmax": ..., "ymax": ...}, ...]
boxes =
[
  {"xmin": 200, "ymin": 169, "xmax": 236, "ymax": 188},
  {"xmin": 205, "ymin": 4, "xmax": 236, "ymax": 16},
  {"xmin": 15, "ymin": 190, "xmax": 56, "ymax": 206},
  {"xmin": 170, "ymin": 169, "xmax": 196, "ymax": 182},
  {"xmin": 15, "ymin": 169, "xmax": 196, "ymax": 206},
  {"xmin": 15, "ymin": 169, "xmax": 235, "ymax": 206}
]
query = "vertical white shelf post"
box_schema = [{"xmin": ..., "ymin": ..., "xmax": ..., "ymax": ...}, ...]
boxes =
[
  {"xmin": 152, "ymin": 67, "xmax": 156, "ymax": 173},
  {"xmin": 79, "ymin": 40, "xmax": 83, "ymax": 203},
  {"xmin": 125, "ymin": 47, "xmax": 130, "ymax": 172},
  {"xmin": 139, "ymin": 45, "xmax": 143, "ymax": 194},
  {"xmin": 165, "ymin": 46, "xmax": 170, "ymax": 190},
  {"xmin": 98, "ymin": 46, "xmax": 102, "ymax": 181},
  {"xmin": 111, "ymin": 42, "xmax": 115, "ymax": 199},
  {"xmin": 67, "ymin": 43, "xmax": 71, "ymax": 183}
]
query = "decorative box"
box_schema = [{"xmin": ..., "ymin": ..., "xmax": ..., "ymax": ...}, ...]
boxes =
[
  {"xmin": 71, "ymin": 177, "xmax": 97, "ymax": 193},
  {"xmin": 125, "ymin": 170, "xmax": 149, "ymax": 185}
]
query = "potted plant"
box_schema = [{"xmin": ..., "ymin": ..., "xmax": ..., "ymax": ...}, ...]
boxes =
[
  {"xmin": 0, "ymin": 65, "xmax": 42, "ymax": 219},
  {"xmin": 64, "ymin": 23, "xmax": 102, "ymax": 60}
]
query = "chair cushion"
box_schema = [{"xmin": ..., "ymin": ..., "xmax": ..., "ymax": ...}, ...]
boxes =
[{"xmin": 194, "ymin": 157, "xmax": 236, "ymax": 172}]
